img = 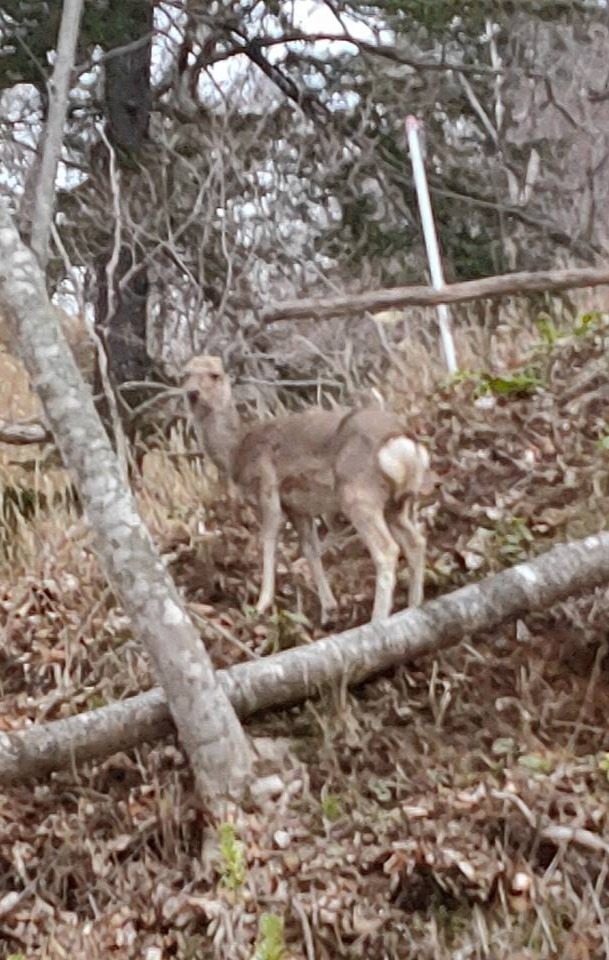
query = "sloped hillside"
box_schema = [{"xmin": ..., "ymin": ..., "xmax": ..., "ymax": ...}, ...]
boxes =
[{"xmin": 1, "ymin": 316, "xmax": 609, "ymax": 959}]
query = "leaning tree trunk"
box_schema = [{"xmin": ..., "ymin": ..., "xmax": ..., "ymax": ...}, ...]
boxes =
[{"xmin": 0, "ymin": 209, "xmax": 253, "ymax": 803}]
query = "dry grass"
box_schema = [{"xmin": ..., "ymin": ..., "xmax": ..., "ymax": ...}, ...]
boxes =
[
  {"xmin": 0, "ymin": 351, "xmax": 40, "ymax": 421},
  {"xmin": 1, "ymin": 310, "xmax": 609, "ymax": 958}
]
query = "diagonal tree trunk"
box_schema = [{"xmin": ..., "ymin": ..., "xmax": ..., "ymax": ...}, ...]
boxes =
[
  {"xmin": 1, "ymin": 529, "xmax": 608, "ymax": 784},
  {"xmin": 0, "ymin": 209, "xmax": 252, "ymax": 802}
]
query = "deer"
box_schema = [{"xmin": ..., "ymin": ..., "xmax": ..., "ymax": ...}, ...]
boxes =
[{"xmin": 182, "ymin": 354, "xmax": 432, "ymax": 624}]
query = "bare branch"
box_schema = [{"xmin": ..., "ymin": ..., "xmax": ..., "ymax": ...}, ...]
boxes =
[
  {"xmin": 0, "ymin": 419, "xmax": 51, "ymax": 445},
  {"xmin": 428, "ymin": 182, "xmax": 605, "ymax": 260},
  {"xmin": 29, "ymin": 0, "xmax": 85, "ymax": 268},
  {"xmin": 206, "ymin": 30, "xmax": 533, "ymax": 79},
  {"xmin": 237, "ymin": 37, "xmax": 328, "ymax": 121},
  {"xmin": 74, "ymin": 33, "xmax": 152, "ymax": 78},
  {"xmin": 261, "ymin": 265, "xmax": 609, "ymax": 325}
]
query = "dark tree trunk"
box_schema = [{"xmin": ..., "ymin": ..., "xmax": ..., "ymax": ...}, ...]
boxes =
[
  {"xmin": 103, "ymin": 1, "xmax": 152, "ymax": 155},
  {"xmin": 95, "ymin": 246, "xmax": 150, "ymax": 409},
  {"xmin": 95, "ymin": 0, "xmax": 154, "ymax": 455}
]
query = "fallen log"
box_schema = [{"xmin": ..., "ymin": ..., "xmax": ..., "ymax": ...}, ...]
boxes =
[
  {"xmin": 261, "ymin": 265, "xmax": 609, "ymax": 324},
  {"xmin": 0, "ymin": 419, "xmax": 51, "ymax": 445},
  {"xmin": 1, "ymin": 531, "xmax": 608, "ymax": 785}
]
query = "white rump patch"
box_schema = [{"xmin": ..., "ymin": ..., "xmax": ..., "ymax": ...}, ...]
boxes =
[{"xmin": 378, "ymin": 437, "xmax": 430, "ymax": 492}]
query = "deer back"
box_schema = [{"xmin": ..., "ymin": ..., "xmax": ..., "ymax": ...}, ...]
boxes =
[{"xmin": 232, "ymin": 407, "xmax": 348, "ymax": 515}]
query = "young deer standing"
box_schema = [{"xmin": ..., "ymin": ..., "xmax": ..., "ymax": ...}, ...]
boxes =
[{"xmin": 183, "ymin": 354, "xmax": 431, "ymax": 624}]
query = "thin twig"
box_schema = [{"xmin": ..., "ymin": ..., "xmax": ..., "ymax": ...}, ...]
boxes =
[
  {"xmin": 293, "ymin": 898, "xmax": 316, "ymax": 960},
  {"xmin": 95, "ymin": 125, "xmax": 131, "ymax": 482},
  {"xmin": 74, "ymin": 34, "xmax": 152, "ymax": 77}
]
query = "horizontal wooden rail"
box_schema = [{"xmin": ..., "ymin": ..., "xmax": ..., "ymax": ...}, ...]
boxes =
[{"xmin": 261, "ymin": 265, "xmax": 609, "ymax": 324}]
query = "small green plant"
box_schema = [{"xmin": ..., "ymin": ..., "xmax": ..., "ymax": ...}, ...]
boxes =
[
  {"xmin": 518, "ymin": 753, "xmax": 554, "ymax": 774},
  {"xmin": 218, "ymin": 822, "xmax": 246, "ymax": 891},
  {"xmin": 536, "ymin": 312, "xmax": 561, "ymax": 346},
  {"xmin": 573, "ymin": 310, "xmax": 604, "ymax": 336},
  {"xmin": 252, "ymin": 913, "xmax": 286, "ymax": 960},
  {"xmin": 87, "ymin": 692, "xmax": 107, "ymax": 710},
  {"xmin": 262, "ymin": 607, "xmax": 310, "ymax": 654},
  {"xmin": 441, "ymin": 366, "xmax": 544, "ymax": 399},
  {"xmin": 598, "ymin": 752, "xmax": 609, "ymax": 781},
  {"xmin": 320, "ymin": 791, "xmax": 343, "ymax": 822},
  {"xmin": 494, "ymin": 516, "xmax": 534, "ymax": 563},
  {"xmin": 477, "ymin": 369, "xmax": 544, "ymax": 398}
]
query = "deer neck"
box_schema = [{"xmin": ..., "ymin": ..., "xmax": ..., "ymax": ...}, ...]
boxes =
[{"xmin": 196, "ymin": 401, "xmax": 243, "ymax": 477}]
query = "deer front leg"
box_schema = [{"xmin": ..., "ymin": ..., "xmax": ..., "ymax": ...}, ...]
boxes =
[
  {"xmin": 256, "ymin": 474, "xmax": 283, "ymax": 616},
  {"xmin": 293, "ymin": 514, "xmax": 338, "ymax": 626}
]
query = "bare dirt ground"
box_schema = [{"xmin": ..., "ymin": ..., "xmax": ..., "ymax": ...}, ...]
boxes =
[{"xmin": 1, "ymin": 314, "xmax": 609, "ymax": 959}]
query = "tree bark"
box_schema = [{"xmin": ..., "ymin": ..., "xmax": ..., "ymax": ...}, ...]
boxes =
[
  {"xmin": 103, "ymin": 0, "xmax": 152, "ymax": 154},
  {"xmin": 94, "ymin": 0, "xmax": 154, "ymax": 441},
  {"xmin": 94, "ymin": 245, "xmax": 152, "ymax": 458},
  {"xmin": 261, "ymin": 265, "xmax": 609, "ymax": 324},
  {"xmin": 1, "ymin": 530, "xmax": 607, "ymax": 785},
  {"xmin": 0, "ymin": 209, "xmax": 252, "ymax": 802}
]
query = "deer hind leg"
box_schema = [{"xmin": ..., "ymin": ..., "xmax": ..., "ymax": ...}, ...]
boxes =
[
  {"xmin": 292, "ymin": 514, "xmax": 338, "ymax": 626},
  {"xmin": 255, "ymin": 469, "xmax": 283, "ymax": 616},
  {"xmin": 388, "ymin": 501, "xmax": 426, "ymax": 608},
  {"xmin": 340, "ymin": 486, "xmax": 400, "ymax": 622}
]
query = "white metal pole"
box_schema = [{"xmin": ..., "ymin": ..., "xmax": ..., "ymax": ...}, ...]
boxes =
[{"xmin": 406, "ymin": 115, "xmax": 458, "ymax": 374}]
